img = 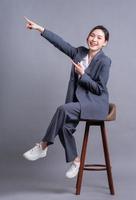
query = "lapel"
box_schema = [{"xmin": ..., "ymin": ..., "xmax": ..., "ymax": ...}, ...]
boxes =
[
  {"xmin": 85, "ymin": 49, "xmax": 104, "ymax": 76},
  {"xmin": 72, "ymin": 48, "xmax": 104, "ymax": 80}
]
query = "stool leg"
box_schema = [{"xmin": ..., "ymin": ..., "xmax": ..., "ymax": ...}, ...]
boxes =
[
  {"xmin": 76, "ymin": 122, "xmax": 90, "ymax": 195},
  {"xmin": 100, "ymin": 122, "xmax": 115, "ymax": 195}
]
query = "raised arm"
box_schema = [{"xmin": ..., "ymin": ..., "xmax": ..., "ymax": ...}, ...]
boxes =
[{"xmin": 24, "ymin": 17, "xmax": 77, "ymax": 59}]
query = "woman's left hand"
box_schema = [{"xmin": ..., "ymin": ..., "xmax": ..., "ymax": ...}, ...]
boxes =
[{"xmin": 71, "ymin": 60, "xmax": 85, "ymax": 76}]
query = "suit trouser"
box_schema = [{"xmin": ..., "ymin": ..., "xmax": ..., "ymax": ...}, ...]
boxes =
[{"xmin": 42, "ymin": 101, "xmax": 81, "ymax": 162}]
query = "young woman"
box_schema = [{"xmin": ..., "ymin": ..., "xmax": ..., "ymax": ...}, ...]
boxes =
[{"xmin": 23, "ymin": 17, "xmax": 111, "ymax": 179}]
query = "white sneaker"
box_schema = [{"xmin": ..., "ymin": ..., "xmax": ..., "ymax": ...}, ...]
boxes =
[
  {"xmin": 23, "ymin": 143, "xmax": 48, "ymax": 161},
  {"xmin": 66, "ymin": 161, "xmax": 80, "ymax": 178}
]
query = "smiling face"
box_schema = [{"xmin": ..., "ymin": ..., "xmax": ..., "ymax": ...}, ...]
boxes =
[{"xmin": 87, "ymin": 29, "xmax": 108, "ymax": 52}]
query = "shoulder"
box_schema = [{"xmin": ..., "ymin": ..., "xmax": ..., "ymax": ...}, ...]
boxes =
[
  {"xmin": 99, "ymin": 52, "xmax": 112, "ymax": 67},
  {"xmin": 77, "ymin": 46, "xmax": 88, "ymax": 53},
  {"xmin": 75, "ymin": 46, "xmax": 89, "ymax": 57}
]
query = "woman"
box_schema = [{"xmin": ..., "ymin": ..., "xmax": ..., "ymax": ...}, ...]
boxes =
[{"xmin": 23, "ymin": 17, "xmax": 111, "ymax": 179}]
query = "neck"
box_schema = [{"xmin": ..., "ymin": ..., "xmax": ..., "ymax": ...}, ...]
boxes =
[{"xmin": 88, "ymin": 49, "xmax": 101, "ymax": 60}]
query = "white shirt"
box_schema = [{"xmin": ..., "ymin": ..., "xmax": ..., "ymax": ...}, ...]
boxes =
[
  {"xmin": 78, "ymin": 54, "xmax": 90, "ymax": 78},
  {"xmin": 80, "ymin": 54, "xmax": 89, "ymax": 69}
]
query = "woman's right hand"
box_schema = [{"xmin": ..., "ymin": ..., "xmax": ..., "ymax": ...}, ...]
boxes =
[{"xmin": 24, "ymin": 17, "xmax": 44, "ymax": 33}]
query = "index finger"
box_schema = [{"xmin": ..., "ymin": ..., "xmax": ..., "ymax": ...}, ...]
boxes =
[
  {"xmin": 71, "ymin": 59, "xmax": 78, "ymax": 67},
  {"xmin": 24, "ymin": 16, "xmax": 33, "ymax": 23}
]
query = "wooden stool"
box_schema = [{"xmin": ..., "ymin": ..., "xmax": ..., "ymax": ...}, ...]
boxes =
[{"xmin": 76, "ymin": 103, "xmax": 116, "ymax": 195}]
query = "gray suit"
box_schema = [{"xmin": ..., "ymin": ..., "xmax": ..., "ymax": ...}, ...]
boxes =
[
  {"xmin": 41, "ymin": 29, "xmax": 111, "ymax": 120},
  {"xmin": 41, "ymin": 29, "xmax": 111, "ymax": 162}
]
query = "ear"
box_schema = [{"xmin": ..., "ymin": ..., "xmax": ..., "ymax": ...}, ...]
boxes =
[{"xmin": 102, "ymin": 40, "xmax": 108, "ymax": 47}]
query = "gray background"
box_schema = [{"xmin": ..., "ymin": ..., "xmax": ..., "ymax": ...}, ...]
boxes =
[{"xmin": 0, "ymin": 0, "xmax": 136, "ymax": 199}]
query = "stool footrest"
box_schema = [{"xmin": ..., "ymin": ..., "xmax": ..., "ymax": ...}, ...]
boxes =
[{"xmin": 84, "ymin": 164, "xmax": 110, "ymax": 171}]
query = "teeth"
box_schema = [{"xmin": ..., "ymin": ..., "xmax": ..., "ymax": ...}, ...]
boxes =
[{"xmin": 90, "ymin": 43, "xmax": 97, "ymax": 46}]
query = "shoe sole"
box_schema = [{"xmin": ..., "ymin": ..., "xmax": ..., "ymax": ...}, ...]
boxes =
[{"xmin": 23, "ymin": 153, "xmax": 47, "ymax": 161}]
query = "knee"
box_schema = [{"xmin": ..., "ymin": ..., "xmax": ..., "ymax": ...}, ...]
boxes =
[{"xmin": 57, "ymin": 104, "xmax": 66, "ymax": 113}]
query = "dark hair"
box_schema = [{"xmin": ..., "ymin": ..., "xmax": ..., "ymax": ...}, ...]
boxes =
[{"xmin": 87, "ymin": 25, "xmax": 110, "ymax": 41}]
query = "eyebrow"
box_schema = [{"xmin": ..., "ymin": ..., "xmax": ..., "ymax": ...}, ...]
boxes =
[{"xmin": 90, "ymin": 33, "xmax": 104, "ymax": 38}]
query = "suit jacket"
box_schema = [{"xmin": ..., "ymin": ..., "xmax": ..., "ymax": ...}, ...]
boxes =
[{"xmin": 41, "ymin": 29, "xmax": 111, "ymax": 120}]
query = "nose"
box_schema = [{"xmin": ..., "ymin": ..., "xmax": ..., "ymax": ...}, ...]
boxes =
[{"xmin": 92, "ymin": 36, "xmax": 97, "ymax": 42}]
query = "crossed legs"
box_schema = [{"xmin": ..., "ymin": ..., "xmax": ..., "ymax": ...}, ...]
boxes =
[{"xmin": 41, "ymin": 102, "xmax": 81, "ymax": 162}]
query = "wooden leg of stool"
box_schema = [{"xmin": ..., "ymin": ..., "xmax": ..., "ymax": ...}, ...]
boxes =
[
  {"xmin": 100, "ymin": 122, "xmax": 115, "ymax": 195},
  {"xmin": 76, "ymin": 122, "xmax": 90, "ymax": 195}
]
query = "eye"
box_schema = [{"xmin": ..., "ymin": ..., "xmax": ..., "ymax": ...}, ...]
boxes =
[{"xmin": 90, "ymin": 33, "xmax": 95, "ymax": 37}]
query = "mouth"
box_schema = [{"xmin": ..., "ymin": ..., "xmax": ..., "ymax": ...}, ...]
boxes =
[{"xmin": 89, "ymin": 42, "xmax": 98, "ymax": 47}]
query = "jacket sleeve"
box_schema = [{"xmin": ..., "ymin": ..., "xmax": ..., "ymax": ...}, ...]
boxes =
[
  {"xmin": 78, "ymin": 58, "xmax": 111, "ymax": 95},
  {"xmin": 41, "ymin": 29, "xmax": 78, "ymax": 59}
]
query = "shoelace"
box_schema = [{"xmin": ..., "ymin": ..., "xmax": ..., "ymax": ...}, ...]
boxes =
[
  {"xmin": 71, "ymin": 163, "xmax": 77, "ymax": 170},
  {"xmin": 31, "ymin": 143, "xmax": 41, "ymax": 152},
  {"xmin": 69, "ymin": 162, "xmax": 79, "ymax": 172}
]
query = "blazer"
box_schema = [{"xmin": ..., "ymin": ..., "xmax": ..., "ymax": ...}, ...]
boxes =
[{"xmin": 41, "ymin": 29, "xmax": 111, "ymax": 120}]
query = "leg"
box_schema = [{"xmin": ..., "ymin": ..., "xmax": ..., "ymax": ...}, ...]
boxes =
[
  {"xmin": 42, "ymin": 105, "xmax": 66, "ymax": 144},
  {"xmin": 23, "ymin": 102, "xmax": 80, "ymax": 162},
  {"xmin": 42, "ymin": 102, "xmax": 81, "ymax": 162}
]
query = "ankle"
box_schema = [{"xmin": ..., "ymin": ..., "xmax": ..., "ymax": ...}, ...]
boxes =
[
  {"xmin": 40, "ymin": 141, "xmax": 48, "ymax": 150},
  {"xmin": 74, "ymin": 156, "xmax": 80, "ymax": 163}
]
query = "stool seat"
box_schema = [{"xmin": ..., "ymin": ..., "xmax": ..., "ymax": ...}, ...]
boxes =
[{"xmin": 80, "ymin": 103, "xmax": 116, "ymax": 122}]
